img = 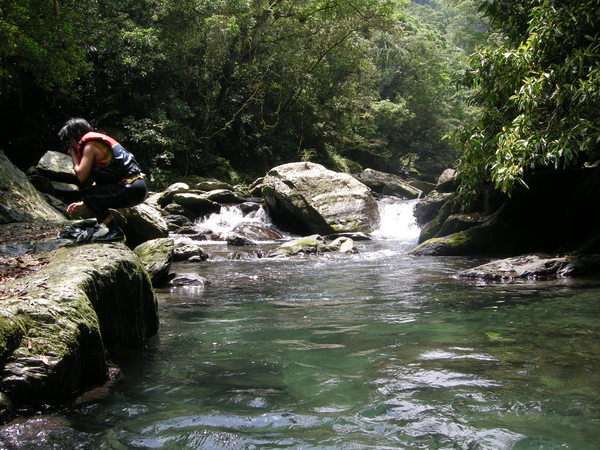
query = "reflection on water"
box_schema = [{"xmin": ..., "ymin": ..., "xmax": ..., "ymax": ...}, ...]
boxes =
[{"xmin": 2, "ymin": 200, "xmax": 600, "ymax": 449}]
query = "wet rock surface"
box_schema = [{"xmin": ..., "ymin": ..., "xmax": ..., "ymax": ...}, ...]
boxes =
[{"xmin": 457, "ymin": 254, "xmax": 600, "ymax": 281}]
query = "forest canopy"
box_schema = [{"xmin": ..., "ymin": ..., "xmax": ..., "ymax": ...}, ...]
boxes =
[
  {"xmin": 2, "ymin": 0, "xmax": 597, "ymax": 195},
  {"xmin": 0, "ymin": 0, "xmax": 484, "ymax": 186},
  {"xmin": 453, "ymin": 0, "xmax": 600, "ymax": 197}
]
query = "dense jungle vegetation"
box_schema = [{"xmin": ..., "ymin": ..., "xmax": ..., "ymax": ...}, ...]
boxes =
[{"xmin": 1, "ymin": 0, "xmax": 598, "ymax": 194}]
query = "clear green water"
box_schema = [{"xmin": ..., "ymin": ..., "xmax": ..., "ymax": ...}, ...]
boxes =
[{"xmin": 2, "ymin": 240, "xmax": 600, "ymax": 449}]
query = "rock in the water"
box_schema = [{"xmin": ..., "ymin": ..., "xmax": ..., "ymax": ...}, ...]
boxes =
[
  {"xmin": 134, "ymin": 238, "xmax": 175, "ymax": 286},
  {"xmin": 262, "ymin": 162, "xmax": 380, "ymax": 235},
  {"xmin": 267, "ymin": 235, "xmax": 357, "ymax": 257},
  {"xmin": 172, "ymin": 193, "xmax": 221, "ymax": 217},
  {"xmin": 154, "ymin": 182, "xmax": 190, "ymax": 208},
  {"xmin": 228, "ymin": 222, "xmax": 284, "ymax": 243},
  {"xmin": 457, "ymin": 254, "xmax": 600, "ymax": 280},
  {"xmin": 172, "ymin": 243, "xmax": 209, "ymax": 262},
  {"xmin": 169, "ymin": 273, "xmax": 209, "ymax": 287}
]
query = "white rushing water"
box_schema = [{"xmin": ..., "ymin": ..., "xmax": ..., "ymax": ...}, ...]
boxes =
[
  {"xmin": 196, "ymin": 204, "xmax": 275, "ymax": 235},
  {"xmin": 194, "ymin": 196, "xmax": 420, "ymax": 243},
  {"xmin": 371, "ymin": 197, "xmax": 421, "ymax": 243}
]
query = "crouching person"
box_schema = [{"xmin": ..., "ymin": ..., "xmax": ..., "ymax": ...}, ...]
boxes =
[{"xmin": 58, "ymin": 118, "xmax": 148, "ymax": 242}]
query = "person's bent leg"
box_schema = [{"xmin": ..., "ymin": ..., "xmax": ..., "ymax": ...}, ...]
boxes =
[{"xmin": 81, "ymin": 179, "xmax": 148, "ymax": 242}]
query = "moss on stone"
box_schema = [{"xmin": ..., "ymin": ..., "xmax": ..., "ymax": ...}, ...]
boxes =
[
  {"xmin": 0, "ymin": 312, "xmax": 29, "ymax": 365},
  {"xmin": 0, "ymin": 242, "xmax": 158, "ymax": 411}
]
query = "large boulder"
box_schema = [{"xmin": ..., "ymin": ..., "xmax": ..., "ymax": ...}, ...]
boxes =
[
  {"xmin": 0, "ymin": 243, "xmax": 158, "ymax": 415},
  {"xmin": 172, "ymin": 242, "xmax": 209, "ymax": 262},
  {"xmin": 411, "ymin": 167, "xmax": 600, "ymax": 256},
  {"xmin": 354, "ymin": 168, "xmax": 422, "ymax": 199},
  {"xmin": 413, "ymin": 191, "xmax": 455, "ymax": 227},
  {"xmin": 435, "ymin": 168, "xmax": 458, "ymax": 193},
  {"xmin": 154, "ymin": 182, "xmax": 190, "ymax": 208},
  {"xmin": 409, "ymin": 210, "xmax": 516, "ymax": 256},
  {"xmin": 36, "ymin": 151, "xmax": 78, "ymax": 184},
  {"xmin": 114, "ymin": 202, "xmax": 169, "ymax": 248},
  {"xmin": 437, "ymin": 213, "xmax": 484, "ymax": 237},
  {"xmin": 417, "ymin": 194, "xmax": 462, "ymax": 243},
  {"xmin": 0, "ymin": 151, "xmax": 66, "ymax": 224},
  {"xmin": 172, "ymin": 193, "xmax": 221, "ymax": 218},
  {"xmin": 262, "ymin": 162, "xmax": 380, "ymax": 235}
]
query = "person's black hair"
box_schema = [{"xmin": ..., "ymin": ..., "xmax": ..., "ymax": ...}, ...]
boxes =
[{"xmin": 58, "ymin": 118, "xmax": 93, "ymax": 144}]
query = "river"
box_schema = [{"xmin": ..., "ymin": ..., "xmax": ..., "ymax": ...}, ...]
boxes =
[{"xmin": 1, "ymin": 198, "xmax": 600, "ymax": 449}]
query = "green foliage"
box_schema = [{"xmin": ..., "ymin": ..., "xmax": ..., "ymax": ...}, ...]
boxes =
[
  {"xmin": 0, "ymin": 0, "xmax": 89, "ymax": 93},
  {"xmin": 300, "ymin": 148, "xmax": 317, "ymax": 162},
  {"xmin": 454, "ymin": 0, "xmax": 600, "ymax": 197},
  {"xmin": 0, "ymin": 0, "xmax": 481, "ymax": 183}
]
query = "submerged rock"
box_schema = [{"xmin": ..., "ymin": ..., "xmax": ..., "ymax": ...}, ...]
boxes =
[{"xmin": 168, "ymin": 273, "xmax": 209, "ymax": 287}]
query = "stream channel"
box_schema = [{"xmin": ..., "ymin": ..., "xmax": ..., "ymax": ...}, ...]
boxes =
[{"xmin": 1, "ymin": 198, "xmax": 600, "ymax": 449}]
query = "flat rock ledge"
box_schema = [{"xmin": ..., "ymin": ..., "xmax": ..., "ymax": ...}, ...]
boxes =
[
  {"xmin": 0, "ymin": 243, "xmax": 158, "ymax": 420},
  {"xmin": 457, "ymin": 254, "xmax": 600, "ymax": 281}
]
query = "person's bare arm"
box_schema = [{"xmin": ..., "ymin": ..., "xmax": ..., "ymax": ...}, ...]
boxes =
[{"xmin": 68, "ymin": 143, "xmax": 97, "ymax": 183}]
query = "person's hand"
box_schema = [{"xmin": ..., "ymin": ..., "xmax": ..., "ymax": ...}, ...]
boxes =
[{"xmin": 66, "ymin": 201, "xmax": 85, "ymax": 215}]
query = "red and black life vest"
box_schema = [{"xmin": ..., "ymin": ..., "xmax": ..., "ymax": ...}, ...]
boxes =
[{"xmin": 77, "ymin": 132, "xmax": 142, "ymax": 185}]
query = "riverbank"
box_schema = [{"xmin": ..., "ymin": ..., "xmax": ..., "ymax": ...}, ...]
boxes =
[{"xmin": 0, "ymin": 241, "xmax": 158, "ymax": 423}]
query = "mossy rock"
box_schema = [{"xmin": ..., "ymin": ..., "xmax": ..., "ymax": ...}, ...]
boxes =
[
  {"xmin": 0, "ymin": 243, "xmax": 158, "ymax": 412},
  {"xmin": 134, "ymin": 238, "xmax": 175, "ymax": 286},
  {"xmin": 268, "ymin": 236, "xmax": 326, "ymax": 257}
]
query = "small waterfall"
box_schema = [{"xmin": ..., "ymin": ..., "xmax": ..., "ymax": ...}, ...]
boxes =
[
  {"xmin": 192, "ymin": 197, "xmax": 420, "ymax": 244},
  {"xmin": 371, "ymin": 197, "xmax": 421, "ymax": 243},
  {"xmin": 196, "ymin": 205, "xmax": 274, "ymax": 235}
]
